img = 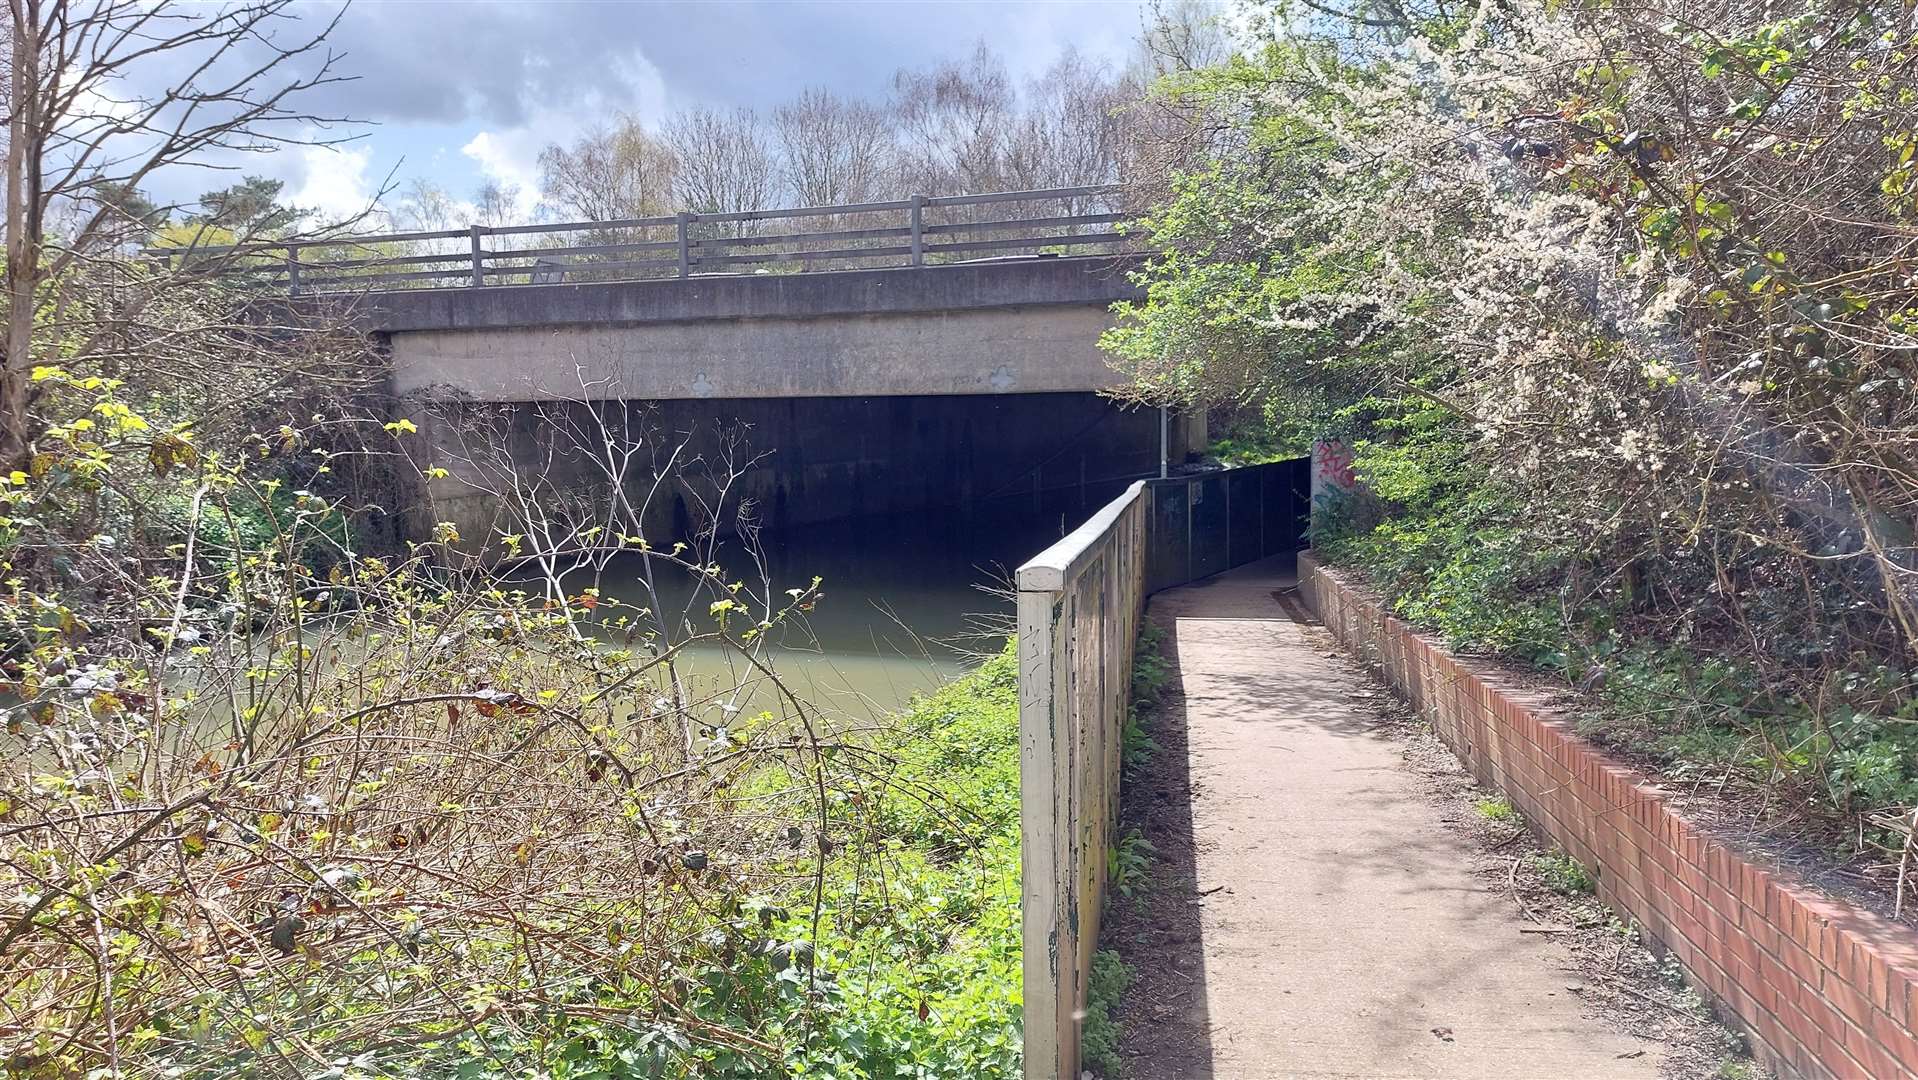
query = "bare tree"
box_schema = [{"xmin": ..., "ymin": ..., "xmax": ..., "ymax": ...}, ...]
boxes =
[
  {"xmin": 1132, "ymin": 0, "xmax": 1237, "ymax": 77},
  {"xmin": 469, "ymin": 177, "xmax": 521, "ymax": 229},
  {"xmin": 1005, "ymin": 50, "xmax": 1134, "ymax": 207},
  {"xmin": 537, "ymin": 114, "xmax": 677, "ymax": 222},
  {"xmin": 1, "ymin": 0, "xmax": 356, "ymax": 468},
  {"xmin": 890, "ymin": 43, "xmax": 1015, "ymax": 196},
  {"xmin": 771, "ymin": 87, "xmax": 893, "ymax": 207},
  {"xmin": 1119, "ymin": 0, "xmax": 1240, "ymax": 207},
  {"xmin": 662, "ymin": 105, "xmax": 777, "ymax": 218},
  {"xmin": 390, "ymin": 176, "xmax": 459, "ymax": 232}
]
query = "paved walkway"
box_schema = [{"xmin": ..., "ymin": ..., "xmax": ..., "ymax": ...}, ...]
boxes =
[{"xmin": 1125, "ymin": 557, "xmax": 1657, "ymax": 1079}]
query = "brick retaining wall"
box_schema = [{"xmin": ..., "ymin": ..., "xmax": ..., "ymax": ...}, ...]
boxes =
[{"xmin": 1300, "ymin": 553, "xmax": 1918, "ymax": 1079}]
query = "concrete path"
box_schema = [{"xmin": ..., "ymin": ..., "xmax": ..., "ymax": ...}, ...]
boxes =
[{"xmin": 1124, "ymin": 557, "xmax": 1658, "ymax": 1079}]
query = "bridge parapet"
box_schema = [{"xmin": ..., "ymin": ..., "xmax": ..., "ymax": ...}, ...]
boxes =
[
  {"xmin": 148, "ymin": 185, "xmax": 1131, "ymax": 295},
  {"xmin": 382, "ymin": 255, "xmax": 1146, "ymax": 402}
]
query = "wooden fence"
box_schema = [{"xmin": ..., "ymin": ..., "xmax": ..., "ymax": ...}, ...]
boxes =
[
  {"xmin": 1018, "ymin": 481, "xmax": 1148, "ymax": 1080},
  {"xmin": 144, "ymin": 185, "xmax": 1129, "ymax": 294},
  {"xmin": 1016, "ymin": 459, "xmax": 1309, "ymax": 1080}
]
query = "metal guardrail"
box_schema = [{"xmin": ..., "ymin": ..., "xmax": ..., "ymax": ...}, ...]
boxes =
[
  {"xmin": 144, "ymin": 184, "xmax": 1130, "ymax": 295},
  {"xmin": 1144, "ymin": 459, "xmax": 1311, "ymax": 593}
]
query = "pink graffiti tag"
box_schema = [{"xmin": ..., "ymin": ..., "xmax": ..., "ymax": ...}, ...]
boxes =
[{"xmin": 1315, "ymin": 439, "xmax": 1359, "ymax": 490}]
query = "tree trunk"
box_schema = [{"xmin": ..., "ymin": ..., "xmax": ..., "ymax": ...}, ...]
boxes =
[{"xmin": 2, "ymin": 0, "xmax": 40, "ymax": 472}]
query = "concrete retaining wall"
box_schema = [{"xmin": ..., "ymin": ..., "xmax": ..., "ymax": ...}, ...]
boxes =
[
  {"xmin": 1016, "ymin": 460, "xmax": 1309, "ymax": 1080},
  {"xmin": 1301, "ymin": 552, "xmax": 1918, "ymax": 1080}
]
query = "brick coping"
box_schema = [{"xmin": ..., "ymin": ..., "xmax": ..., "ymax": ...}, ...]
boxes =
[{"xmin": 1299, "ymin": 552, "xmax": 1918, "ymax": 1080}]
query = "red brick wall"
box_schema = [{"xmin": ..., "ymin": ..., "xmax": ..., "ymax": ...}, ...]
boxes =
[{"xmin": 1300, "ymin": 553, "xmax": 1918, "ymax": 1080}]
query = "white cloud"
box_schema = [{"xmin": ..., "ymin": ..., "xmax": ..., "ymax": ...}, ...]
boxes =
[
  {"xmin": 292, "ymin": 143, "xmax": 377, "ymax": 224},
  {"xmin": 460, "ymin": 130, "xmax": 544, "ymax": 217},
  {"xmin": 454, "ymin": 46, "xmax": 671, "ymax": 223}
]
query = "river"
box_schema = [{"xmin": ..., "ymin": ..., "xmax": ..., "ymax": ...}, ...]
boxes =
[{"xmin": 550, "ymin": 496, "xmax": 1114, "ymax": 723}]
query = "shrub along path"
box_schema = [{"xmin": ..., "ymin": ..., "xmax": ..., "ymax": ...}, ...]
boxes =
[{"xmin": 1105, "ymin": 556, "xmax": 1663, "ymax": 1079}]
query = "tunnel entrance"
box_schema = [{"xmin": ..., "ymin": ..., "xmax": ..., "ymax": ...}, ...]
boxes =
[
  {"xmin": 418, "ymin": 390, "xmax": 1202, "ymax": 546},
  {"xmin": 412, "ymin": 390, "xmax": 1202, "ymax": 715}
]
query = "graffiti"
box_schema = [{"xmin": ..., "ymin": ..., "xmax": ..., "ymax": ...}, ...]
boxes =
[
  {"xmin": 1310, "ymin": 438, "xmax": 1376, "ymax": 532},
  {"xmin": 1314, "ymin": 439, "xmax": 1360, "ymax": 491}
]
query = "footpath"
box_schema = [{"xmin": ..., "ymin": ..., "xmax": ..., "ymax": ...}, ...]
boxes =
[{"xmin": 1113, "ymin": 557, "xmax": 1663, "ymax": 1079}]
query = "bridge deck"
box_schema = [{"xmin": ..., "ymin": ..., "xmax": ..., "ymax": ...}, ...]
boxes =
[{"xmin": 1115, "ymin": 557, "xmax": 1661, "ymax": 1078}]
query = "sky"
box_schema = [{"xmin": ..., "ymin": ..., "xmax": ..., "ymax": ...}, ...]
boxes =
[{"xmin": 148, "ymin": 0, "xmax": 1158, "ymax": 225}]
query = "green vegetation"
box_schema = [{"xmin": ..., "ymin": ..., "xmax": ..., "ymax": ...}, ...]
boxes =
[
  {"xmin": 1107, "ymin": 829, "xmax": 1157, "ymax": 900},
  {"xmin": 1207, "ymin": 405, "xmax": 1312, "ymax": 467},
  {"xmin": 1102, "ymin": 0, "xmax": 1918, "ymax": 889},
  {"xmin": 1532, "ymin": 851, "xmax": 1597, "ymax": 897},
  {"xmin": 1080, "ymin": 950, "xmax": 1136, "ymax": 1079},
  {"xmin": 776, "ymin": 648, "xmax": 1029, "ymax": 1078},
  {"xmin": 457, "ymin": 649, "xmax": 1032, "ymax": 1079},
  {"xmin": 1124, "ymin": 622, "xmax": 1172, "ymax": 773},
  {"xmin": 1475, "ymin": 796, "xmax": 1518, "ymax": 824},
  {"xmin": 3, "ymin": 324, "xmax": 1034, "ymax": 1076}
]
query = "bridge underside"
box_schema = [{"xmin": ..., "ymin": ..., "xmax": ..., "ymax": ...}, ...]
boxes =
[{"xmin": 414, "ymin": 393, "xmax": 1202, "ymax": 552}]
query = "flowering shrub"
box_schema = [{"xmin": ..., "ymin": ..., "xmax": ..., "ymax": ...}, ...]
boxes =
[{"xmin": 1108, "ymin": 0, "xmax": 1918, "ymax": 877}]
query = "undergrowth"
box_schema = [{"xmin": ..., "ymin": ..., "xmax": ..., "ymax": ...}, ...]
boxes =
[
  {"xmin": 1124, "ymin": 622, "xmax": 1171, "ymax": 774},
  {"xmin": 439, "ymin": 648, "xmax": 1028, "ymax": 1078},
  {"xmin": 1314, "ymin": 408, "xmax": 1918, "ymax": 874},
  {"xmin": 1108, "ymin": 829, "xmax": 1155, "ymax": 899},
  {"xmin": 1086, "ymin": 621, "xmax": 1174, "ymax": 1075},
  {"xmin": 1475, "ymin": 796, "xmax": 1517, "ymax": 823},
  {"xmin": 1532, "ymin": 850, "xmax": 1597, "ymax": 897},
  {"xmin": 638, "ymin": 645, "xmax": 1030, "ymax": 1079},
  {"xmin": 1080, "ymin": 950, "xmax": 1135, "ymax": 1079}
]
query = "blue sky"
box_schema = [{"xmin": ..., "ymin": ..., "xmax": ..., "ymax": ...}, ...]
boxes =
[{"xmin": 165, "ymin": 0, "xmax": 1157, "ymax": 223}]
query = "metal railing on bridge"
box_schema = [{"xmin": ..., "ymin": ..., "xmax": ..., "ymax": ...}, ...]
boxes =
[{"xmin": 145, "ymin": 184, "xmax": 1132, "ymax": 295}]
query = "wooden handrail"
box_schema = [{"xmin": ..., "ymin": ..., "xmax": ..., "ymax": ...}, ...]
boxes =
[{"xmin": 144, "ymin": 184, "xmax": 1131, "ymax": 294}]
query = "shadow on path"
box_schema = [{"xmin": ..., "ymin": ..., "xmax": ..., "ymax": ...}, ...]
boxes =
[
  {"xmin": 1097, "ymin": 555, "xmax": 1663, "ymax": 1079},
  {"xmin": 1098, "ymin": 587, "xmax": 1216, "ymax": 1080}
]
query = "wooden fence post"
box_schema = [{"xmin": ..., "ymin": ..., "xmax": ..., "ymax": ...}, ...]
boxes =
[
  {"xmin": 468, "ymin": 225, "xmax": 484, "ymax": 287},
  {"xmin": 676, "ymin": 212, "xmax": 692, "ymax": 278}
]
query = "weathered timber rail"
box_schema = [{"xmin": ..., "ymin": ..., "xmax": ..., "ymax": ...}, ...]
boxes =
[
  {"xmin": 1017, "ymin": 460, "xmax": 1309, "ymax": 1080},
  {"xmin": 145, "ymin": 184, "xmax": 1130, "ymax": 295}
]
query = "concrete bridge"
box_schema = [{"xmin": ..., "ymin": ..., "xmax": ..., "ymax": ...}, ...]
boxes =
[
  {"xmin": 169, "ymin": 188, "xmax": 1193, "ymax": 547},
  {"xmin": 368, "ymin": 253, "xmax": 1146, "ymax": 403},
  {"xmin": 373, "ymin": 254, "xmax": 1187, "ymax": 544}
]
